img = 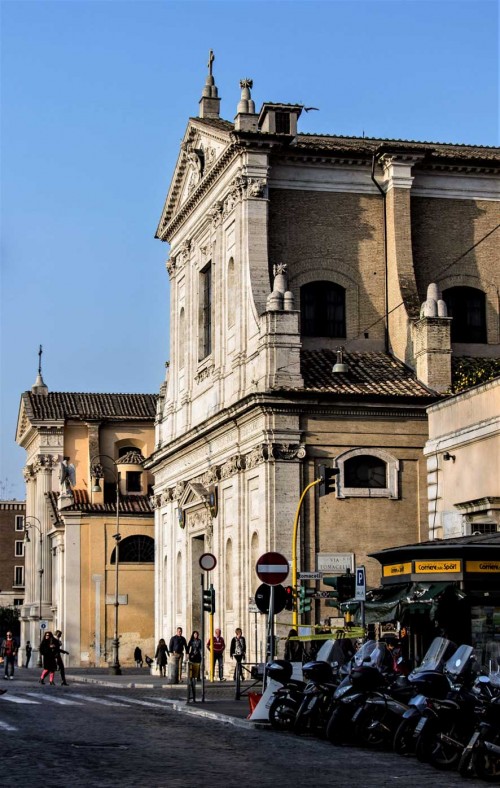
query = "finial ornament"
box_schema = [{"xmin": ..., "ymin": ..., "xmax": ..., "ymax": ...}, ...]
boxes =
[
  {"xmin": 208, "ymin": 49, "xmax": 214, "ymax": 76},
  {"xmin": 240, "ymin": 78, "xmax": 253, "ymax": 90},
  {"xmin": 38, "ymin": 344, "xmax": 43, "ymax": 376}
]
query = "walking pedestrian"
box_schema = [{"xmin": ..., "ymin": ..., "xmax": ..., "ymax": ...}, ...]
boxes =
[
  {"xmin": 25, "ymin": 641, "xmax": 32, "ymax": 668},
  {"xmin": 230, "ymin": 628, "xmax": 246, "ymax": 680},
  {"xmin": 155, "ymin": 639, "xmax": 169, "ymax": 677},
  {"xmin": 168, "ymin": 627, "xmax": 188, "ymax": 682},
  {"xmin": 134, "ymin": 646, "xmax": 143, "ymax": 668},
  {"xmin": 39, "ymin": 631, "xmax": 57, "ymax": 685},
  {"xmin": 207, "ymin": 628, "xmax": 225, "ymax": 681},
  {"xmin": 53, "ymin": 630, "xmax": 69, "ymax": 685},
  {"xmin": 1, "ymin": 631, "xmax": 19, "ymax": 680},
  {"xmin": 187, "ymin": 631, "xmax": 202, "ymax": 681}
]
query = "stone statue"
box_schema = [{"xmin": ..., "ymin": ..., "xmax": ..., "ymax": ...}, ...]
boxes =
[{"xmin": 59, "ymin": 456, "xmax": 76, "ymax": 496}]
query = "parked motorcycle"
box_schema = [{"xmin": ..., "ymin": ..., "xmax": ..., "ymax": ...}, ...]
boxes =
[
  {"xmin": 413, "ymin": 643, "xmax": 484, "ymax": 770},
  {"xmin": 393, "ymin": 637, "xmax": 457, "ymax": 756},
  {"xmin": 267, "ymin": 659, "xmax": 306, "ymax": 732},
  {"xmin": 458, "ymin": 671, "xmax": 500, "ymax": 780}
]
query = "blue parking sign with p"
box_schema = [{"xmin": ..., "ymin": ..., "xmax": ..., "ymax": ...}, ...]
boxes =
[{"xmin": 355, "ymin": 567, "xmax": 366, "ymax": 601}]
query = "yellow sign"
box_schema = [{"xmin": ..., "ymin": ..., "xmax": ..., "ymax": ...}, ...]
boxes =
[
  {"xmin": 466, "ymin": 561, "xmax": 500, "ymax": 573},
  {"xmin": 414, "ymin": 560, "xmax": 461, "ymax": 574},
  {"xmin": 383, "ymin": 562, "xmax": 412, "ymax": 577}
]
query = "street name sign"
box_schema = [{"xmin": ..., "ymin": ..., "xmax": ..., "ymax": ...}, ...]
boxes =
[
  {"xmin": 256, "ymin": 551, "xmax": 289, "ymax": 586},
  {"xmin": 298, "ymin": 571, "xmax": 322, "ymax": 580}
]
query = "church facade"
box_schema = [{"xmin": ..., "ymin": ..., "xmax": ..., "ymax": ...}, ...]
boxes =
[
  {"xmin": 16, "ymin": 374, "xmax": 157, "ymax": 667},
  {"xmin": 148, "ymin": 61, "xmax": 500, "ymax": 656}
]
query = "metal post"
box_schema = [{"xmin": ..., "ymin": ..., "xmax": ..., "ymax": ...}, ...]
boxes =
[
  {"xmin": 291, "ymin": 480, "xmax": 321, "ymax": 628},
  {"xmin": 254, "ymin": 611, "xmax": 258, "ymax": 666},
  {"xmin": 209, "ymin": 603, "xmax": 214, "ymax": 682},
  {"xmin": 201, "ymin": 574, "xmax": 206, "ymax": 703},
  {"xmin": 110, "ymin": 478, "xmax": 121, "ymax": 675}
]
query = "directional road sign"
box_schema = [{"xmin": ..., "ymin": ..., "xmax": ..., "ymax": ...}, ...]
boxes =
[{"xmin": 255, "ymin": 551, "xmax": 289, "ymax": 586}]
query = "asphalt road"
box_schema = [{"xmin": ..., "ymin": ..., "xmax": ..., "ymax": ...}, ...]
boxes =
[{"xmin": 0, "ymin": 677, "xmax": 485, "ymax": 788}]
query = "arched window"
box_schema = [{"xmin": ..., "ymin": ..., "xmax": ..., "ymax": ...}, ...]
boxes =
[
  {"xmin": 179, "ymin": 307, "xmax": 185, "ymax": 369},
  {"xmin": 225, "ymin": 538, "xmax": 233, "ymax": 610},
  {"xmin": 227, "ymin": 257, "xmax": 236, "ymax": 329},
  {"xmin": 443, "ymin": 286, "xmax": 487, "ymax": 343},
  {"xmin": 335, "ymin": 448, "xmax": 399, "ymax": 499},
  {"xmin": 301, "ymin": 281, "xmax": 346, "ymax": 338},
  {"xmin": 111, "ymin": 535, "xmax": 154, "ymax": 563}
]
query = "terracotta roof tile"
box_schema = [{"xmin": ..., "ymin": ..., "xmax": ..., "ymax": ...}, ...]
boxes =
[
  {"xmin": 24, "ymin": 392, "xmax": 157, "ymax": 422},
  {"xmin": 46, "ymin": 489, "xmax": 153, "ymax": 515},
  {"xmin": 295, "ymin": 350, "xmax": 434, "ymax": 398}
]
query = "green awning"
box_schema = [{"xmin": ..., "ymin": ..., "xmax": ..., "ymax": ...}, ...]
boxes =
[{"xmin": 340, "ymin": 581, "xmax": 461, "ymax": 624}]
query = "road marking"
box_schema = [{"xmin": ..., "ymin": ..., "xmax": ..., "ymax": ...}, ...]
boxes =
[
  {"xmin": 0, "ymin": 719, "xmax": 18, "ymax": 731},
  {"xmin": 63, "ymin": 692, "xmax": 125, "ymax": 706},
  {"xmin": 23, "ymin": 692, "xmax": 83, "ymax": 706},
  {"xmin": 0, "ymin": 694, "xmax": 39, "ymax": 704},
  {"xmin": 105, "ymin": 694, "xmax": 169, "ymax": 708}
]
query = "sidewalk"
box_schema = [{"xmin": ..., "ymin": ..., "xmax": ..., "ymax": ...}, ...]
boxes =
[{"xmin": 62, "ymin": 668, "xmax": 265, "ymax": 729}]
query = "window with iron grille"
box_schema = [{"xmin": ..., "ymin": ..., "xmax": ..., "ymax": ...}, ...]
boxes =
[
  {"xmin": 275, "ymin": 112, "xmax": 290, "ymax": 134},
  {"xmin": 111, "ymin": 535, "xmax": 154, "ymax": 564},
  {"xmin": 470, "ymin": 523, "xmax": 497, "ymax": 535},
  {"xmin": 13, "ymin": 599, "xmax": 24, "ymax": 607}
]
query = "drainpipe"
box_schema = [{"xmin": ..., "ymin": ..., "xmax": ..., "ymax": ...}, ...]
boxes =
[{"xmin": 371, "ymin": 153, "xmax": 389, "ymax": 353}]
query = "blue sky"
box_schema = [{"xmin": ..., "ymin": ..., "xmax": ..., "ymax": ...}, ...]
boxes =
[{"xmin": 1, "ymin": 0, "xmax": 498, "ymax": 500}]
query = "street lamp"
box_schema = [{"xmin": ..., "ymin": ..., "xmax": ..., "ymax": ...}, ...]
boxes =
[
  {"xmin": 90, "ymin": 455, "xmax": 122, "ymax": 675},
  {"xmin": 24, "ymin": 516, "xmax": 44, "ymax": 666}
]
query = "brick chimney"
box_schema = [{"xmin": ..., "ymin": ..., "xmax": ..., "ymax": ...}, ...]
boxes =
[{"xmin": 413, "ymin": 283, "xmax": 452, "ymax": 392}]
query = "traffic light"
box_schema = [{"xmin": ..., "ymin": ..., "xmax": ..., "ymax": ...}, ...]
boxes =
[
  {"xmin": 323, "ymin": 576, "xmax": 340, "ymax": 608},
  {"xmin": 203, "ymin": 584, "xmax": 215, "ymax": 613},
  {"xmin": 284, "ymin": 585, "xmax": 296, "ymax": 611},
  {"xmin": 298, "ymin": 585, "xmax": 315, "ymax": 614},
  {"xmin": 318, "ymin": 464, "xmax": 339, "ymax": 497},
  {"xmin": 337, "ymin": 572, "xmax": 355, "ymax": 602}
]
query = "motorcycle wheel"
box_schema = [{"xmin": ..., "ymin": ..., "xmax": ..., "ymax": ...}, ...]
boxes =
[
  {"xmin": 326, "ymin": 704, "xmax": 353, "ymax": 745},
  {"xmin": 458, "ymin": 747, "xmax": 475, "ymax": 779},
  {"xmin": 393, "ymin": 716, "xmax": 420, "ymax": 756},
  {"xmin": 354, "ymin": 705, "xmax": 389, "ymax": 748},
  {"xmin": 415, "ymin": 725, "xmax": 436, "ymax": 764},
  {"xmin": 293, "ymin": 697, "xmax": 311, "ymax": 735},
  {"xmin": 474, "ymin": 733, "xmax": 500, "ymax": 782},
  {"xmin": 427, "ymin": 720, "xmax": 466, "ymax": 771},
  {"xmin": 268, "ymin": 696, "xmax": 297, "ymax": 732}
]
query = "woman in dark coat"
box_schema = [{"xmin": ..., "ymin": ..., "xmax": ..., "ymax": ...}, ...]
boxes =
[
  {"xmin": 155, "ymin": 639, "xmax": 169, "ymax": 676},
  {"xmin": 39, "ymin": 631, "xmax": 58, "ymax": 685}
]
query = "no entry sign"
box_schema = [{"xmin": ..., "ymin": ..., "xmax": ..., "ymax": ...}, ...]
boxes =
[{"xmin": 256, "ymin": 551, "xmax": 289, "ymax": 586}]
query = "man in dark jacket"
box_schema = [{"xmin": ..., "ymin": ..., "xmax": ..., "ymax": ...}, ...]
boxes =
[
  {"xmin": 1, "ymin": 632, "xmax": 19, "ymax": 680},
  {"xmin": 53, "ymin": 630, "xmax": 69, "ymax": 685},
  {"xmin": 229, "ymin": 628, "xmax": 246, "ymax": 681},
  {"xmin": 169, "ymin": 627, "xmax": 188, "ymax": 682}
]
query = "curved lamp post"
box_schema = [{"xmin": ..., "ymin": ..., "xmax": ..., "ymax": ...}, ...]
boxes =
[
  {"xmin": 24, "ymin": 516, "xmax": 44, "ymax": 665},
  {"xmin": 90, "ymin": 455, "xmax": 122, "ymax": 675}
]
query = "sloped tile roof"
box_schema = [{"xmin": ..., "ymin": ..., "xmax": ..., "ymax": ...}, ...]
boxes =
[
  {"xmin": 46, "ymin": 489, "xmax": 153, "ymax": 515},
  {"xmin": 294, "ymin": 134, "xmax": 500, "ymax": 162},
  {"xmin": 192, "ymin": 116, "xmax": 499, "ymax": 163},
  {"xmin": 297, "ymin": 350, "xmax": 435, "ymax": 398},
  {"xmin": 23, "ymin": 392, "xmax": 157, "ymax": 421}
]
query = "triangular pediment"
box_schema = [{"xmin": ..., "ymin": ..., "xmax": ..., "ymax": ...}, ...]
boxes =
[
  {"xmin": 155, "ymin": 118, "xmax": 233, "ymax": 239},
  {"xmin": 16, "ymin": 394, "xmax": 33, "ymax": 446},
  {"xmin": 178, "ymin": 480, "xmax": 210, "ymax": 510}
]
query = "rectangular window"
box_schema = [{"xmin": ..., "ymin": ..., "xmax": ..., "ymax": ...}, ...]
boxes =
[
  {"xmin": 275, "ymin": 112, "xmax": 290, "ymax": 134},
  {"xmin": 15, "ymin": 540, "xmax": 25, "ymax": 557},
  {"xmin": 126, "ymin": 471, "xmax": 142, "ymax": 493},
  {"xmin": 199, "ymin": 263, "xmax": 212, "ymax": 360},
  {"xmin": 15, "ymin": 515, "xmax": 25, "ymax": 531},
  {"xmin": 14, "ymin": 566, "xmax": 24, "ymax": 586},
  {"xmin": 13, "ymin": 599, "xmax": 24, "ymax": 607}
]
